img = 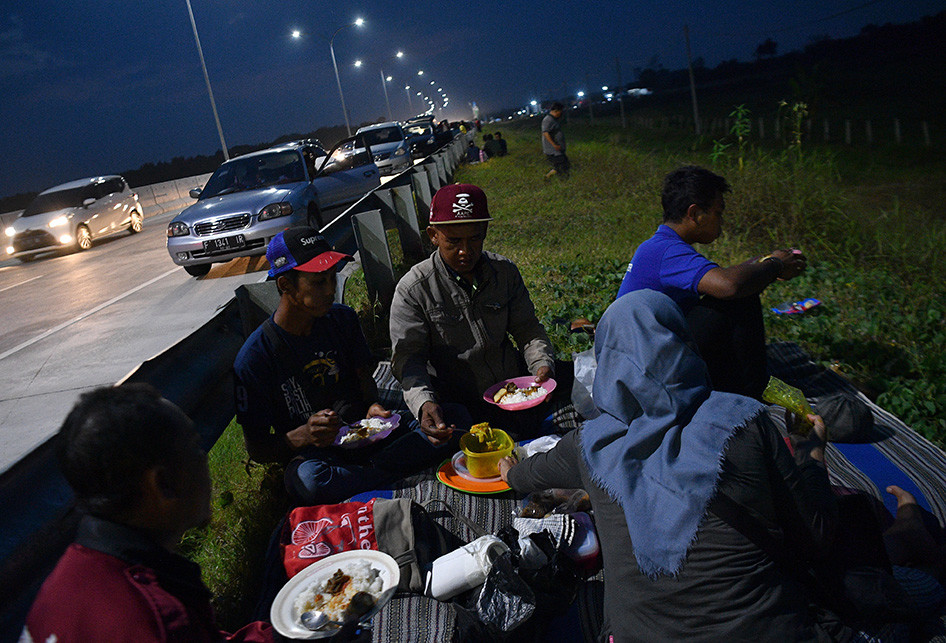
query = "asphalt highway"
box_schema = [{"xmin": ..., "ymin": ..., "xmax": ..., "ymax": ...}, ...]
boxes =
[{"xmin": 0, "ymin": 204, "xmax": 269, "ymax": 474}]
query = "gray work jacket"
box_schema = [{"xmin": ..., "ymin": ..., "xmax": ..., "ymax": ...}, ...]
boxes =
[{"xmin": 390, "ymin": 250, "xmax": 556, "ymax": 418}]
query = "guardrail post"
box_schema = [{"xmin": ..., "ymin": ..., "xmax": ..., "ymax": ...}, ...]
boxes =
[
  {"xmin": 390, "ymin": 185, "xmax": 425, "ymax": 262},
  {"xmin": 412, "ymin": 168, "xmax": 433, "ymax": 217},
  {"xmin": 352, "ymin": 209, "xmax": 396, "ymax": 307}
]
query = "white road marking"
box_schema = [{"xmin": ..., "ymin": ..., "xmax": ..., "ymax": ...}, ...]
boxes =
[
  {"xmin": 0, "ymin": 274, "xmax": 42, "ymax": 293},
  {"xmin": 0, "ymin": 267, "xmax": 180, "ymax": 361}
]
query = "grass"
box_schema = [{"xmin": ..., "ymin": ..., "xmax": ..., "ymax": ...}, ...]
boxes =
[{"xmin": 186, "ymin": 114, "xmax": 946, "ymax": 628}]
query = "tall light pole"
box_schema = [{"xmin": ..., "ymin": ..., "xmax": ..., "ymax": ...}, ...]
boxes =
[
  {"xmin": 184, "ymin": 0, "xmax": 229, "ymax": 160},
  {"xmin": 329, "ymin": 18, "xmax": 364, "ymax": 136},
  {"xmin": 404, "ymin": 85, "xmax": 414, "ymax": 114}
]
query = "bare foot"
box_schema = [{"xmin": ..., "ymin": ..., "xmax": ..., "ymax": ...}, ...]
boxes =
[{"xmin": 886, "ymin": 485, "xmax": 918, "ymax": 510}]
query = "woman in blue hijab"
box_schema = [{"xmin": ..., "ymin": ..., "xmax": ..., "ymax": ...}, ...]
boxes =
[{"xmin": 501, "ymin": 289, "xmax": 837, "ymax": 641}]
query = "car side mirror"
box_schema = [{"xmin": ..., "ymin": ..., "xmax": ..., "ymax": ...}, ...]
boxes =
[
  {"xmin": 189, "ymin": 188, "xmax": 202, "ymax": 199},
  {"xmin": 82, "ymin": 198, "xmax": 96, "ymax": 207}
]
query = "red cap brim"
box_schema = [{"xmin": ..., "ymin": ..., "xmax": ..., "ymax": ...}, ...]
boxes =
[{"xmin": 295, "ymin": 251, "xmax": 352, "ymax": 273}]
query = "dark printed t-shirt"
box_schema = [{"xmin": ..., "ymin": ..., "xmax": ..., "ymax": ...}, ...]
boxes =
[
  {"xmin": 234, "ymin": 304, "xmax": 373, "ymax": 440},
  {"xmin": 616, "ymin": 224, "xmax": 718, "ymax": 313}
]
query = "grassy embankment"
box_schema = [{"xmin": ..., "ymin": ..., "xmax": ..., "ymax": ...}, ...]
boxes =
[{"xmin": 186, "ymin": 116, "xmax": 946, "ymax": 630}]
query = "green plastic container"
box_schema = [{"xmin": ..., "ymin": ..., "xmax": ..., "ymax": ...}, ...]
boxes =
[{"xmin": 762, "ymin": 376, "xmax": 814, "ymax": 435}]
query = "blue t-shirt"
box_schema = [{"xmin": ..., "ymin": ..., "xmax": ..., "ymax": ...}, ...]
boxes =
[
  {"xmin": 615, "ymin": 225, "xmax": 718, "ymax": 313},
  {"xmin": 234, "ymin": 304, "xmax": 373, "ymax": 438}
]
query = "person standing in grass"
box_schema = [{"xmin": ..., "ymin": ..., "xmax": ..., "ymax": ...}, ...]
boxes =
[
  {"xmin": 541, "ymin": 102, "xmax": 569, "ymax": 179},
  {"xmin": 616, "ymin": 165, "xmax": 807, "ymax": 399}
]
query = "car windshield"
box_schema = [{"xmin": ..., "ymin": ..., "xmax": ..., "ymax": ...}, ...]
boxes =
[
  {"xmin": 22, "ymin": 186, "xmax": 94, "ymax": 217},
  {"xmin": 200, "ymin": 150, "xmax": 305, "ymax": 199},
  {"xmin": 404, "ymin": 124, "xmax": 431, "ymax": 137},
  {"xmin": 360, "ymin": 127, "xmax": 403, "ymax": 146}
]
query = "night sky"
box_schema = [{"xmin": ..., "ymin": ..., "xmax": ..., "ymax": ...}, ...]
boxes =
[{"xmin": 1, "ymin": 0, "xmax": 941, "ymax": 199}]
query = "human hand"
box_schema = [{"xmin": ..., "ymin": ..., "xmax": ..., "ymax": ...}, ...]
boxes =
[
  {"xmin": 770, "ymin": 248, "xmax": 807, "ymax": 280},
  {"xmin": 419, "ymin": 401, "xmax": 454, "ymax": 446},
  {"xmin": 366, "ymin": 403, "xmax": 391, "ymax": 419},
  {"xmin": 498, "ymin": 454, "xmax": 519, "ymax": 484},
  {"xmin": 287, "ymin": 409, "xmax": 341, "ymax": 449},
  {"xmin": 534, "ymin": 366, "xmax": 553, "ymax": 384},
  {"xmin": 788, "ymin": 413, "xmax": 827, "ymax": 463}
]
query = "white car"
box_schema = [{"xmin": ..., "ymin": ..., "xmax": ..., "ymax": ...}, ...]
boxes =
[
  {"xmin": 355, "ymin": 122, "xmax": 411, "ymax": 175},
  {"xmin": 4, "ymin": 176, "xmax": 143, "ymax": 262}
]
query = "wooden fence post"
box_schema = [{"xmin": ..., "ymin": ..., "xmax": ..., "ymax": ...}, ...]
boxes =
[
  {"xmin": 894, "ymin": 119, "xmax": 902, "ymax": 144},
  {"xmin": 823, "ymin": 119, "xmax": 830, "ymax": 142},
  {"xmin": 757, "ymin": 117, "xmax": 764, "ymax": 139},
  {"xmin": 922, "ymin": 121, "xmax": 931, "ymax": 147}
]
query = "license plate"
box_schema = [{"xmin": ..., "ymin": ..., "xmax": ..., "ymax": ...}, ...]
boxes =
[{"xmin": 203, "ymin": 234, "xmax": 245, "ymax": 254}]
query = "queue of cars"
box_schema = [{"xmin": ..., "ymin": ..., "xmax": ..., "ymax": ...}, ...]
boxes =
[{"xmin": 5, "ymin": 116, "xmax": 451, "ymax": 276}]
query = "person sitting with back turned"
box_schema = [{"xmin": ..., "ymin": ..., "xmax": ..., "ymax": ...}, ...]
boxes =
[
  {"xmin": 233, "ymin": 227, "xmax": 457, "ymax": 506},
  {"xmin": 498, "ymin": 290, "xmax": 838, "ymax": 642},
  {"xmin": 616, "ymin": 165, "xmax": 807, "ymax": 399},
  {"xmin": 482, "ymin": 133, "xmax": 504, "ymax": 159},
  {"xmin": 23, "ymin": 384, "xmax": 272, "ymax": 643},
  {"xmin": 390, "ymin": 183, "xmax": 573, "ymax": 441}
]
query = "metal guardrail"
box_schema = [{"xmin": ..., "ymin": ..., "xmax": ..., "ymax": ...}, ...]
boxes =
[{"xmin": 0, "ymin": 130, "xmax": 472, "ymax": 638}]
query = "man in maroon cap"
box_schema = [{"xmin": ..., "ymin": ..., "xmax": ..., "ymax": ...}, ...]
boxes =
[
  {"xmin": 390, "ymin": 184, "xmax": 570, "ymax": 442},
  {"xmin": 234, "ymin": 227, "xmax": 453, "ymax": 505}
]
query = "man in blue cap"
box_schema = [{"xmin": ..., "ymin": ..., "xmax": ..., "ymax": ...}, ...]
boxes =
[{"xmin": 233, "ymin": 227, "xmax": 456, "ymax": 505}]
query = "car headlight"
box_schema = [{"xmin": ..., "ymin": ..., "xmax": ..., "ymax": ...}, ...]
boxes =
[
  {"xmin": 48, "ymin": 216, "xmax": 69, "ymax": 228},
  {"xmin": 4, "ymin": 226, "xmax": 15, "ymax": 237},
  {"xmin": 258, "ymin": 202, "xmax": 293, "ymax": 221},
  {"xmin": 167, "ymin": 221, "xmax": 190, "ymax": 237},
  {"xmin": 393, "ymin": 147, "xmax": 407, "ymax": 156}
]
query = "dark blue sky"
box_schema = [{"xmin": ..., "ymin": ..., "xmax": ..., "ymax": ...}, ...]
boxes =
[{"xmin": 1, "ymin": 0, "xmax": 940, "ymax": 199}]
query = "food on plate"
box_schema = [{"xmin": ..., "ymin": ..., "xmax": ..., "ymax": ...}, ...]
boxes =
[
  {"xmin": 293, "ymin": 560, "xmax": 383, "ymax": 626},
  {"xmin": 468, "ymin": 423, "xmax": 505, "ymax": 452},
  {"xmin": 339, "ymin": 417, "xmax": 392, "ymax": 445},
  {"xmin": 493, "ymin": 381, "xmax": 546, "ymax": 406}
]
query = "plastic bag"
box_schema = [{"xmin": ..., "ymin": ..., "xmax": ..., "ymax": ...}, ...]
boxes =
[
  {"xmin": 571, "ymin": 347, "xmax": 600, "ymax": 420},
  {"xmin": 475, "ymin": 551, "xmax": 536, "ymax": 632}
]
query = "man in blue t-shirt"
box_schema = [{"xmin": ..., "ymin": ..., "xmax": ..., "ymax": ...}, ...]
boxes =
[
  {"xmin": 234, "ymin": 227, "xmax": 457, "ymax": 505},
  {"xmin": 617, "ymin": 166, "xmax": 807, "ymax": 398}
]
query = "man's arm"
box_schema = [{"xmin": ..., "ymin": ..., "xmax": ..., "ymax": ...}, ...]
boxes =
[
  {"xmin": 542, "ymin": 130, "xmax": 560, "ymax": 152},
  {"xmin": 504, "ymin": 263, "xmax": 556, "ymax": 377},
  {"xmin": 698, "ymin": 249, "xmax": 806, "ymax": 299},
  {"xmin": 389, "ymin": 283, "xmax": 439, "ymax": 418}
]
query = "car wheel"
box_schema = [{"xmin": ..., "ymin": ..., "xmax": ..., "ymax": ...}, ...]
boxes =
[
  {"xmin": 129, "ymin": 210, "xmax": 143, "ymax": 234},
  {"xmin": 184, "ymin": 264, "xmax": 211, "ymax": 277},
  {"xmin": 75, "ymin": 226, "xmax": 92, "ymax": 251}
]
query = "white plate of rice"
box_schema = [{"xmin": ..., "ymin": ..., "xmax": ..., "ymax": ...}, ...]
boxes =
[
  {"xmin": 333, "ymin": 413, "xmax": 400, "ymax": 449},
  {"xmin": 270, "ymin": 549, "xmax": 399, "ymax": 639}
]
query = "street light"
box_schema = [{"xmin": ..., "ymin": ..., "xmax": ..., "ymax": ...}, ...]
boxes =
[
  {"xmin": 356, "ymin": 50, "xmax": 405, "ymax": 122},
  {"xmin": 404, "ymin": 85, "xmax": 414, "ymax": 114},
  {"xmin": 329, "ymin": 17, "xmax": 365, "ymax": 136},
  {"xmin": 184, "ymin": 0, "xmax": 229, "ymax": 160}
]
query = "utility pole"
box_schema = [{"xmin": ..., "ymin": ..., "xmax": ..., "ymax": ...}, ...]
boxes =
[
  {"xmin": 616, "ymin": 57, "xmax": 626, "ymax": 129},
  {"xmin": 684, "ymin": 24, "xmax": 701, "ymax": 136},
  {"xmin": 585, "ymin": 73, "xmax": 594, "ymax": 124}
]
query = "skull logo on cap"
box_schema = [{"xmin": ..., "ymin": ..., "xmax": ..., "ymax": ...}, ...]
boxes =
[{"xmin": 452, "ymin": 193, "xmax": 474, "ymax": 218}]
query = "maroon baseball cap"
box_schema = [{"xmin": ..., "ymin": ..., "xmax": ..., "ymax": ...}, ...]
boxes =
[
  {"xmin": 267, "ymin": 226, "xmax": 351, "ymax": 277},
  {"xmin": 429, "ymin": 183, "xmax": 492, "ymax": 225}
]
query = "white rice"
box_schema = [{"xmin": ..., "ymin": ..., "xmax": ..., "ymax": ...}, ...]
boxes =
[
  {"xmin": 339, "ymin": 417, "xmax": 391, "ymax": 444},
  {"xmin": 293, "ymin": 560, "xmax": 384, "ymax": 623},
  {"xmin": 500, "ymin": 385, "xmax": 546, "ymax": 405}
]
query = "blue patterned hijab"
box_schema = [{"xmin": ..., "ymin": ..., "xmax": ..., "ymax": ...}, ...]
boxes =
[{"xmin": 580, "ymin": 290, "xmax": 764, "ymax": 577}]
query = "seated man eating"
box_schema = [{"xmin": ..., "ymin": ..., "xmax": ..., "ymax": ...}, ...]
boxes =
[
  {"xmin": 616, "ymin": 165, "xmax": 807, "ymax": 399},
  {"xmin": 234, "ymin": 227, "xmax": 456, "ymax": 506},
  {"xmin": 390, "ymin": 183, "xmax": 572, "ymax": 441}
]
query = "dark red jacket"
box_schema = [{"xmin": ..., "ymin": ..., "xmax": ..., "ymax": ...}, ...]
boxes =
[{"xmin": 23, "ymin": 516, "xmax": 272, "ymax": 643}]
